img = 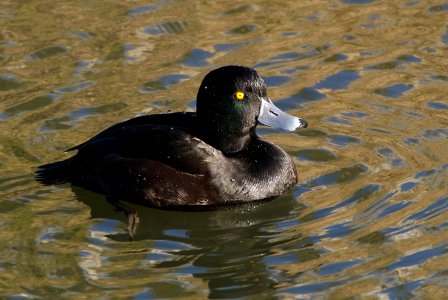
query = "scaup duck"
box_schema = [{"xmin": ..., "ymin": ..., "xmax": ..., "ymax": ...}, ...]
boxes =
[{"xmin": 37, "ymin": 65, "xmax": 307, "ymax": 209}]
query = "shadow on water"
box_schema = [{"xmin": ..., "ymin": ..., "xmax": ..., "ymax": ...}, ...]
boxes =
[{"xmin": 72, "ymin": 186, "xmax": 315, "ymax": 298}]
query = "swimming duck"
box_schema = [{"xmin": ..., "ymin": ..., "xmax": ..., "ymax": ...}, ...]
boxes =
[{"xmin": 37, "ymin": 65, "xmax": 308, "ymax": 209}]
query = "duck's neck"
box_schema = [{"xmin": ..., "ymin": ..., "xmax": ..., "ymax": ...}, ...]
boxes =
[{"xmin": 200, "ymin": 126, "xmax": 255, "ymax": 154}]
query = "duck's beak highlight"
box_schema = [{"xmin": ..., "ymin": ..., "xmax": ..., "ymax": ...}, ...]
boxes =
[{"xmin": 258, "ymin": 98, "xmax": 308, "ymax": 131}]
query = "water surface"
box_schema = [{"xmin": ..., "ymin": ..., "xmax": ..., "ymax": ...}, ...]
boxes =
[{"xmin": 1, "ymin": 0, "xmax": 447, "ymax": 298}]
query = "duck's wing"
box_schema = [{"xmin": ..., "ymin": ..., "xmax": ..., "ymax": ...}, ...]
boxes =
[
  {"xmin": 66, "ymin": 112, "xmax": 197, "ymax": 152},
  {"xmin": 64, "ymin": 124, "xmax": 223, "ymax": 205},
  {"xmin": 37, "ymin": 122, "xmax": 222, "ymax": 203},
  {"xmin": 72, "ymin": 123, "xmax": 212, "ymax": 176},
  {"xmin": 94, "ymin": 155, "xmax": 220, "ymax": 207}
]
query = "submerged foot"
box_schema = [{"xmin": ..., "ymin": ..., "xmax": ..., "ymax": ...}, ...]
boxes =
[
  {"xmin": 107, "ymin": 197, "xmax": 140, "ymax": 238},
  {"xmin": 127, "ymin": 211, "xmax": 140, "ymax": 238}
]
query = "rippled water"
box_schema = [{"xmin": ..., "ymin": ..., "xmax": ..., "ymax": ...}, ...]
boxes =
[{"xmin": 1, "ymin": 0, "xmax": 448, "ymax": 298}]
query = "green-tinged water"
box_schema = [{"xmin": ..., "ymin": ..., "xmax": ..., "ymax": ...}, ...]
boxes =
[{"xmin": 1, "ymin": 0, "xmax": 447, "ymax": 298}]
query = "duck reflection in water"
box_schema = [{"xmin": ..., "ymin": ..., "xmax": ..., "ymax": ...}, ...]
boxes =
[{"xmin": 73, "ymin": 186, "xmax": 313, "ymax": 299}]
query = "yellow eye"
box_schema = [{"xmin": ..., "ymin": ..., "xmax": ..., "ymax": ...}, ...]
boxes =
[{"xmin": 235, "ymin": 91, "xmax": 245, "ymax": 100}]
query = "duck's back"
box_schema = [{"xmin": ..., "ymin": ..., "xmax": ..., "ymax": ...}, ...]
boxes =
[{"xmin": 37, "ymin": 112, "xmax": 218, "ymax": 204}]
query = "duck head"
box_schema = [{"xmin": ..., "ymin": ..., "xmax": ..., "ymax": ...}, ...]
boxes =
[{"xmin": 196, "ymin": 65, "xmax": 307, "ymax": 153}]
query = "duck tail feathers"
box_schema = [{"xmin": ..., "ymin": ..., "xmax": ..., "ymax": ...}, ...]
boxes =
[{"xmin": 35, "ymin": 158, "xmax": 73, "ymax": 185}]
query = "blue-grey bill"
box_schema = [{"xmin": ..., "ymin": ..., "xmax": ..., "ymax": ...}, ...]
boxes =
[{"xmin": 258, "ymin": 98, "xmax": 308, "ymax": 131}]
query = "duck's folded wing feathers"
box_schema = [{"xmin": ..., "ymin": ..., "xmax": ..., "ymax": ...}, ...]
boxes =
[
  {"xmin": 91, "ymin": 155, "xmax": 220, "ymax": 207},
  {"xmin": 72, "ymin": 123, "xmax": 215, "ymax": 176}
]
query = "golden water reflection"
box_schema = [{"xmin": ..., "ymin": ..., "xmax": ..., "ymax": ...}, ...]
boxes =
[{"xmin": 1, "ymin": 0, "xmax": 447, "ymax": 298}]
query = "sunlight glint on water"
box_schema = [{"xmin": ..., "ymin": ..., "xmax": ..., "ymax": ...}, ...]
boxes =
[{"xmin": 0, "ymin": 0, "xmax": 447, "ymax": 298}]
